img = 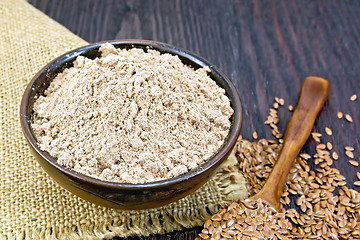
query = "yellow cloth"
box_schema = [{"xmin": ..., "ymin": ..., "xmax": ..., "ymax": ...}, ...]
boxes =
[{"xmin": 0, "ymin": 0, "xmax": 247, "ymax": 239}]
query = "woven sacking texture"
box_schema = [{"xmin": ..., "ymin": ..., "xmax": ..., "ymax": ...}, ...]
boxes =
[{"xmin": 0, "ymin": 0, "xmax": 248, "ymax": 239}]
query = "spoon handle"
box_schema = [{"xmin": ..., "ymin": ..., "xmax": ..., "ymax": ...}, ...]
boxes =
[{"xmin": 253, "ymin": 76, "xmax": 330, "ymax": 211}]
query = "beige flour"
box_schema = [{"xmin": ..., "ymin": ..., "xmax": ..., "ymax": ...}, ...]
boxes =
[{"xmin": 32, "ymin": 43, "xmax": 233, "ymax": 183}]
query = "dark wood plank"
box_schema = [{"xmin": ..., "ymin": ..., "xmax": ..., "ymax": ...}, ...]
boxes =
[{"xmin": 28, "ymin": 0, "xmax": 360, "ymax": 239}]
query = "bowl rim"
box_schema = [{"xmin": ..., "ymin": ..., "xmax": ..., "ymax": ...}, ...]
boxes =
[{"xmin": 20, "ymin": 39, "xmax": 242, "ymax": 190}]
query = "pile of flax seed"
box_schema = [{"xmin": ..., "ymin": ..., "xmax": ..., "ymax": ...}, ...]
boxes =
[{"xmin": 197, "ymin": 95, "xmax": 359, "ymax": 239}]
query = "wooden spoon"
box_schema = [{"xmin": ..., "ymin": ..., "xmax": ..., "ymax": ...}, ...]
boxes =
[{"xmin": 250, "ymin": 76, "xmax": 330, "ymax": 211}]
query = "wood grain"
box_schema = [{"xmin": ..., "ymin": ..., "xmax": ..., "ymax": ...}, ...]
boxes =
[{"xmin": 29, "ymin": 0, "xmax": 360, "ymax": 239}]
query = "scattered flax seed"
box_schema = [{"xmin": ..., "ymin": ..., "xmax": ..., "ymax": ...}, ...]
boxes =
[
  {"xmin": 197, "ymin": 199, "xmax": 292, "ymax": 240},
  {"xmin": 311, "ymin": 132, "xmax": 321, "ymax": 142},
  {"xmin": 316, "ymin": 143, "xmax": 326, "ymax": 150},
  {"xmin": 273, "ymin": 102, "xmax": 279, "ymax": 109},
  {"xmin": 345, "ymin": 114, "xmax": 353, "ymax": 122},
  {"xmin": 252, "ymin": 131, "xmax": 258, "ymax": 140},
  {"xmin": 199, "ymin": 94, "xmax": 360, "ymax": 240},
  {"xmin": 288, "ymin": 105, "xmax": 294, "ymax": 112},
  {"xmin": 278, "ymin": 98, "xmax": 285, "ymax": 106},
  {"xmin": 325, "ymin": 127, "xmax": 332, "ymax": 136},
  {"xmin": 350, "ymin": 94, "xmax": 357, "ymax": 101},
  {"xmin": 346, "ymin": 146, "xmax": 355, "ymax": 151},
  {"xmin": 337, "ymin": 112, "xmax": 343, "ymax": 119},
  {"xmin": 200, "ymin": 135, "xmax": 360, "ymax": 240},
  {"xmin": 223, "ymin": 165, "xmax": 236, "ymax": 172},
  {"xmin": 349, "ymin": 160, "xmax": 359, "ymax": 167},
  {"xmin": 346, "ymin": 151, "xmax": 354, "ymax": 159},
  {"xmin": 300, "ymin": 153, "xmax": 311, "ymax": 160},
  {"xmin": 326, "ymin": 142, "xmax": 333, "ymax": 150},
  {"xmin": 228, "ymin": 165, "xmax": 236, "ymax": 172},
  {"xmin": 274, "ymin": 97, "xmax": 284, "ymax": 106}
]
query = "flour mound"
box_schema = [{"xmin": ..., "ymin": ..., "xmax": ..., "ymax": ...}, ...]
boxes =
[{"xmin": 32, "ymin": 43, "xmax": 233, "ymax": 183}]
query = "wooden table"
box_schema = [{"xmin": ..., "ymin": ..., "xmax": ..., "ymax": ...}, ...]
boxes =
[{"xmin": 29, "ymin": 0, "xmax": 360, "ymax": 239}]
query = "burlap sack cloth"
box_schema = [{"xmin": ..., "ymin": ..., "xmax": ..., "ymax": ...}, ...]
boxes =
[{"xmin": 0, "ymin": 0, "xmax": 248, "ymax": 239}]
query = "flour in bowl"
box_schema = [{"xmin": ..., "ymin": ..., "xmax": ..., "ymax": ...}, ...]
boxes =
[{"xmin": 31, "ymin": 43, "xmax": 233, "ymax": 183}]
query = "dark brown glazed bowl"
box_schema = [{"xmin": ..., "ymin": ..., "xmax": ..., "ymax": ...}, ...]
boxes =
[{"xmin": 20, "ymin": 40, "xmax": 242, "ymax": 210}]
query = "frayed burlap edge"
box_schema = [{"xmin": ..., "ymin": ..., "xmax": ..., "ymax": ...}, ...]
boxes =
[{"xmin": 3, "ymin": 150, "xmax": 247, "ymax": 240}]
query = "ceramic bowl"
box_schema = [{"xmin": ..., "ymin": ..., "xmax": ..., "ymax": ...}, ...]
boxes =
[{"xmin": 20, "ymin": 40, "xmax": 242, "ymax": 210}]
